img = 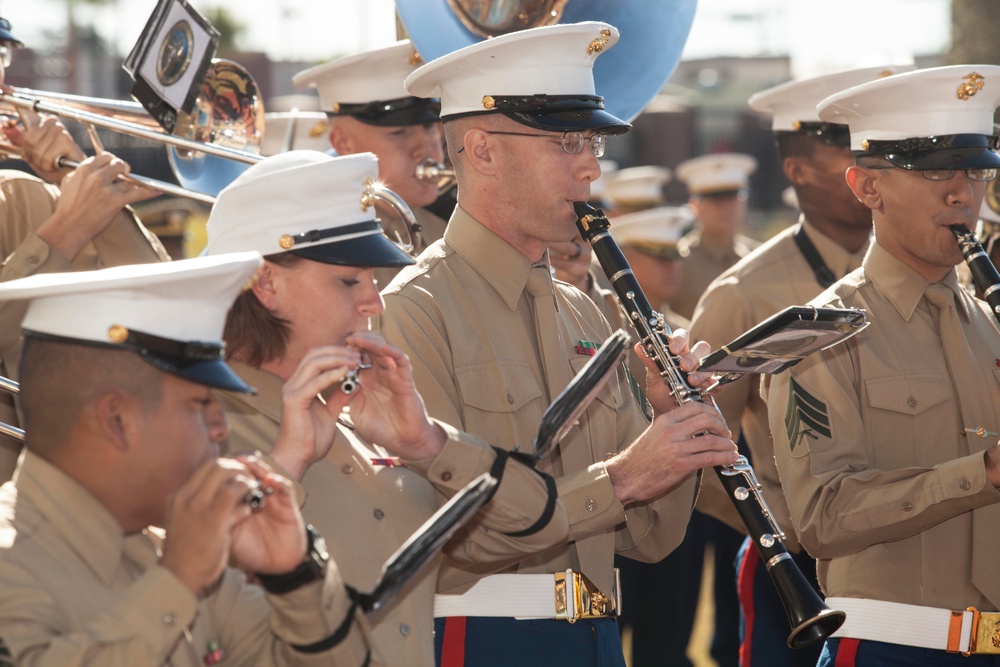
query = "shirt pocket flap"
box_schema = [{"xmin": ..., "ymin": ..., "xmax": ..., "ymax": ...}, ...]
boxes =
[
  {"xmin": 865, "ymin": 375, "xmax": 950, "ymax": 416},
  {"xmin": 455, "ymin": 360, "xmax": 543, "ymax": 413},
  {"xmin": 569, "ymin": 356, "xmax": 623, "ymax": 410}
]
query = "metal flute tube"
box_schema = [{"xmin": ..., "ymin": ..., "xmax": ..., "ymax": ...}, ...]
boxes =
[
  {"xmin": 951, "ymin": 224, "xmax": 1000, "ymax": 325},
  {"xmin": 574, "ymin": 201, "xmax": 845, "ymax": 648}
]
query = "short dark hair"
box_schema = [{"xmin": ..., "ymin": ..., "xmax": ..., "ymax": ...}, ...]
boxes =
[
  {"xmin": 19, "ymin": 337, "xmax": 163, "ymax": 450},
  {"xmin": 223, "ymin": 253, "xmax": 300, "ymax": 367}
]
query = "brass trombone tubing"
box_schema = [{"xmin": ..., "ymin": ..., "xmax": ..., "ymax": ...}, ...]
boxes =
[
  {"xmin": 0, "ymin": 138, "xmax": 216, "ymax": 205},
  {"xmin": 0, "ymin": 89, "xmax": 263, "ymax": 168}
]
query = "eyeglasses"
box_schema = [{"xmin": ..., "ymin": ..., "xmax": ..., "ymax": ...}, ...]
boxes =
[
  {"xmin": 862, "ymin": 164, "xmax": 998, "ymax": 182},
  {"xmin": 485, "ymin": 130, "xmax": 607, "ymax": 157},
  {"xmin": 0, "ymin": 45, "xmax": 11, "ymax": 68}
]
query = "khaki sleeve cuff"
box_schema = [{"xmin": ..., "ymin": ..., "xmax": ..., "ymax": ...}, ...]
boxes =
[
  {"xmin": 267, "ymin": 561, "xmax": 370, "ymax": 663},
  {"xmin": 405, "ymin": 420, "xmax": 493, "ymax": 489},
  {"xmin": 0, "ymin": 234, "xmax": 72, "ymax": 280},
  {"xmin": 118, "ymin": 566, "xmax": 198, "ymax": 655},
  {"xmin": 559, "ymin": 462, "xmax": 626, "ymax": 540}
]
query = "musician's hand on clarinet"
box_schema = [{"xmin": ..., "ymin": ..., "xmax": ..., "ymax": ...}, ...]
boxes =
[
  {"xmin": 36, "ymin": 152, "xmax": 156, "ymax": 262},
  {"xmin": 641, "ymin": 327, "xmax": 716, "ymax": 414},
  {"xmin": 605, "ymin": 402, "xmax": 737, "ymax": 505},
  {"xmin": 5, "ymin": 112, "xmax": 84, "ymax": 185}
]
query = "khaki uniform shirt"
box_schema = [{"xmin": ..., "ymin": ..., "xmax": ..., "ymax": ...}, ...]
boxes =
[
  {"xmin": 673, "ymin": 229, "xmax": 759, "ymax": 320},
  {"xmin": 380, "ymin": 206, "xmax": 698, "ymax": 598},
  {"xmin": 766, "ymin": 242, "xmax": 1000, "ymax": 609},
  {"xmin": 217, "ymin": 361, "xmax": 569, "ymax": 667},
  {"xmin": 690, "ymin": 218, "xmax": 867, "ymax": 551},
  {"xmin": 374, "ymin": 207, "xmax": 448, "ymax": 291},
  {"xmin": 0, "ymin": 452, "xmax": 369, "ymax": 666},
  {"xmin": 0, "ymin": 172, "xmax": 168, "ymax": 481}
]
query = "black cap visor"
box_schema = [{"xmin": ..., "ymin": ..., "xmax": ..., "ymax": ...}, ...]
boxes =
[
  {"xmin": 858, "ymin": 134, "xmax": 1000, "ymax": 170},
  {"xmin": 144, "ymin": 354, "xmax": 255, "ymax": 394},
  {"xmin": 449, "ymin": 95, "xmax": 630, "ymax": 135},
  {"xmin": 696, "ymin": 188, "xmax": 746, "ymax": 200},
  {"xmin": 24, "ymin": 329, "xmax": 255, "ymax": 394},
  {"xmin": 333, "ymin": 96, "xmax": 441, "ymax": 127},
  {"xmin": 271, "ymin": 218, "xmax": 414, "ymax": 267},
  {"xmin": 777, "ymin": 122, "xmax": 851, "ymax": 147},
  {"xmin": 0, "ymin": 18, "xmax": 23, "ymax": 47},
  {"xmin": 289, "ymin": 231, "xmax": 414, "ymax": 268}
]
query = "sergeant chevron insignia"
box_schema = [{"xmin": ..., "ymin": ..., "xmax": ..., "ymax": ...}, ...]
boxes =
[{"xmin": 785, "ymin": 377, "xmax": 831, "ymax": 451}]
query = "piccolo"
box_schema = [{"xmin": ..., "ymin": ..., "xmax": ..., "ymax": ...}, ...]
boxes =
[
  {"xmin": 574, "ymin": 201, "xmax": 845, "ymax": 649},
  {"xmin": 951, "ymin": 224, "xmax": 1000, "ymax": 326},
  {"xmin": 244, "ymin": 480, "xmax": 273, "ymax": 511},
  {"xmin": 340, "ymin": 362, "xmax": 373, "ymax": 395}
]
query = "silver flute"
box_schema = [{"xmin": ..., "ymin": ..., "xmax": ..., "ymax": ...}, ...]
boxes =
[{"xmin": 340, "ymin": 362, "xmax": 373, "ymax": 395}]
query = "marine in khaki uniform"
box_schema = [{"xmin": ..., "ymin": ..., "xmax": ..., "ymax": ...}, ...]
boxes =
[
  {"xmin": 204, "ymin": 150, "xmax": 569, "ymax": 667},
  {"xmin": 767, "ymin": 65, "xmax": 1000, "ymax": 666},
  {"xmin": 380, "ymin": 23, "xmax": 738, "ymax": 665},
  {"xmin": 0, "ymin": 16, "xmax": 167, "ymax": 482},
  {"xmin": 294, "ymin": 41, "xmax": 451, "ymax": 289},
  {"xmin": 607, "ymin": 205, "xmax": 692, "ymax": 386},
  {"xmin": 0, "ymin": 254, "xmax": 372, "ymax": 666},
  {"xmin": 672, "ymin": 153, "xmax": 760, "ymax": 320},
  {"xmin": 691, "ymin": 65, "xmax": 911, "ymax": 667}
]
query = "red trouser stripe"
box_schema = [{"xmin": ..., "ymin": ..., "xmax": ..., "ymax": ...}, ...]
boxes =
[
  {"xmin": 737, "ymin": 543, "xmax": 760, "ymax": 666},
  {"xmin": 834, "ymin": 637, "xmax": 860, "ymax": 667},
  {"xmin": 441, "ymin": 617, "xmax": 467, "ymax": 667}
]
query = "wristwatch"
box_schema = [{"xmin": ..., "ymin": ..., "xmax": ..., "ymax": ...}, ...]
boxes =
[{"xmin": 257, "ymin": 524, "xmax": 328, "ymax": 594}]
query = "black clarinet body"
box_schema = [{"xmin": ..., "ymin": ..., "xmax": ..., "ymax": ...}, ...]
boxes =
[
  {"xmin": 574, "ymin": 201, "xmax": 845, "ymax": 649},
  {"xmin": 951, "ymin": 224, "xmax": 1000, "ymax": 326}
]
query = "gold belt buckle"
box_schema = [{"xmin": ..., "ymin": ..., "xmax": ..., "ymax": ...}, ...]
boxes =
[
  {"xmin": 966, "ymin": 607, "xmax": 1000, "ymax": 655},
  {"xmin": 554, "ymin": 569, "xmax": 620, "ymax": 623}
]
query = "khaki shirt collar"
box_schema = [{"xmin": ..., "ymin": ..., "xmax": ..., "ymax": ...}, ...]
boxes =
[
  {"xmin": 800, "ymin": 215, "xmax": 870, "ymax": 278},
  {"xmin": 224, "ymin": 361, "xmax": 284, "ymax": 424},
  {"xmin": 444, "ymin": 206, "xmax": 538, "ymax": 311},
  {"xmin": 863, "ymin": 241, "xmax": 969, "ymax": 322},
  {"xmin": 16, "ymin": 451, "xmax": 126, "ymax": 585}
]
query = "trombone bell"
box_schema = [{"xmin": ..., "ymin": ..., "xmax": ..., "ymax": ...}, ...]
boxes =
[{"xmin": 168, "ymin": 59, "xmax": 265, "ymax": 197}]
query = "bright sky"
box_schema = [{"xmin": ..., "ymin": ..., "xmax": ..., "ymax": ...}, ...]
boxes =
[{"xmin": 8, "ymin": 0, "xmax": 951, "ymax": 76}]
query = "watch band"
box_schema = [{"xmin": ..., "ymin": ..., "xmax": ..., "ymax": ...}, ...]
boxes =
[{"xmin": 257, "ymin": 524, "xmax": 328, "ymax": 594}]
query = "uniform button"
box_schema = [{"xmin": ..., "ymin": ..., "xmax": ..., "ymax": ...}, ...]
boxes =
[
  {"xmin": 507, "ymin": 393, "xmax": 515, "ymax": 405},
  {"xmin": 585, "ymin": 498, "xmax": 597, "ymax": 512},
  {"xmin": 26, "ymin": 255, "xmax": 38, "ymax": 265},
  {"xmin": 907, "ymin": 396, "xmax": 918, "ymax": 408},
  {"xmin": 901, "ymin": 501, "xmax": 913, "ymax": 512},
  {"xmin": 441, "ymin": 471, "xmax": 453, "ymax": 482},
  {"xmin": 400, "ymin": 623, "xmax": 410, "ymax": 637},
  {"xmin": 960, "ymin": 479, "xmax": 971, "ymax": 490},
  {"xmin": 374, "ymin": 508, "xmax": 385, "ymax": 520},
  {"xmin": 341, "ymin": 463, "xmax": 354, "ymax": 474},
  {"xmin": 162, "ymin": 614, "xmax": 179, "ymax": 625}
]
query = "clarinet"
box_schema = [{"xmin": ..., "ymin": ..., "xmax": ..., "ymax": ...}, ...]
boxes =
[
  {"xmin": 574, "ymin": 202, "xmax": 845, "ymax": 649},
  {"xmin": 951, "ymin": 224, "xmax": 1000, "ymax": 326}
]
